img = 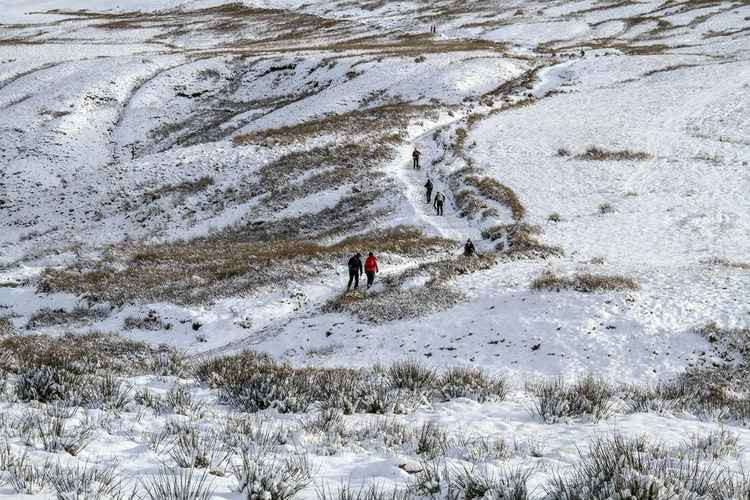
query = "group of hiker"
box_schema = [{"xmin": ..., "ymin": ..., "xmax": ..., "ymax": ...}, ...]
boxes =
[
  {"xmin": 414, "ymin": 148, "xmax": 445, "ymax": 216},
  {"xmin": 346, "ymin": 252, "xmax": 378, "ymax": 291},
  {"xmin": 344, "ymin": 147, "xmax": 477, "ymax": 291}
]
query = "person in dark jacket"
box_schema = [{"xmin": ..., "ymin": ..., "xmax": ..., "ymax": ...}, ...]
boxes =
[
  {"xmin": 364, "ymin": 252, "xmax": 379, "ymax": 289},
  {"xmin": 433, "ymin": 191, "xmax": 445, "ymax": 216},
  {"xmin": 347, "ymin": 253, "xmax": 363, "ymax": 290},
  {"xmin": 464, "ymin": 238, "xmax": 476, "ymax": 257},
  {"xmin": 424, "ymin": 179, "xmax": 433, "ymax": 203},
  {"xmin": 412, "ymin": 148, "xmax": 422, "ymax": 169}
]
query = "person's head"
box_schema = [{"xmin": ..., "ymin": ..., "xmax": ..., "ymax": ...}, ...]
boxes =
[
  {"xmin": 356, "ymin": 252, "xmax": 361, "ymax": 258},
  {"xmin": 368, "ymin": 252, "xmax": 373, "ymax": 257}
]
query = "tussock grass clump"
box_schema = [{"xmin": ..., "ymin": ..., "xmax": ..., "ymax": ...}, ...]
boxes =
[
  {"xmin": 388, "ymin": 360, "xmax": 437, "ymax": 391},
  {"xmin": 544, "ymin": 433, "xmax": 740, "ymax": 499},
  {"xmin": 702, "ymin": 257, "xmax": 750, "ymax": 271},
  {"xmin": 26, "ymin": 306, "xmax": 110, "ymax": 329},
  {"xmin": 141, "ymin": 466, "xmax": 215, "ymax": 500},
  {"xmin": 531, "ymin": 271, "xmax": 639, "ymax": 292},
  {"xmin": 234, "ymin": 452, "xmax": 312, "ymax": 500},
  {"xmin": 437, "ymin": 366, "xmax": 506, "ymax": 402},
  {"xmin": 483, "ymin": 224, "xmax": 563, "ymax": 259},
  {"xmin": 529, "ymin": 375, "xmax": 616, "ymax": 423},
  {"xmin": 574, "ymin": 146, "xmax": 651, "ymax": 161},
  {"xmin": 50, "ymin": 463, "xmax": 125, "ymax": 499},
  {"xmin": 0, "ymin": 332, "xmax": 183, "ymax": 376},
  {"xmin": 0, "ymin": 317, "xmax": 14, "ymax": 336},
  {"xmin": 464, "ymin": 176, "xmax": 525, "ymax": 221},
  {"xmin": 317, "ymin": 484, "xmax": 413, "ymax": 500}
]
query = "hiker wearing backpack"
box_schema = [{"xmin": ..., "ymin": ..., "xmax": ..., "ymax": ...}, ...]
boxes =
[
  {"xmin": 424, "ymin": 179, "xmax": 433, "ymax": 203},
  {"xmin": 364, "ymin": 252, "xmax": 379, "ymax": 289},
  {"xmin": 464, "ymin": 238, "xmax": 476, "ymax": 257},
  {"xmin": 433, "ymin": 191, "xmax": 445, "ymax": 216},
  {"xmin": 347, "ymin": 253, "xmax": 363, "ymax": 290},
  {"xmin": 412, "ymin": 148, "xmax": 422, "ymax": 169}
]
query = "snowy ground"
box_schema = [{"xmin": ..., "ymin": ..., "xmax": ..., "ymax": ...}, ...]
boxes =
[{"xmin": 1, "ymin": 0, "xmax": 750, "ymax": 497}]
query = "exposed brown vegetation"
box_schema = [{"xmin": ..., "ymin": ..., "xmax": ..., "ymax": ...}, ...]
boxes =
[
  {"xmin": 233, "ymin": 103, "xmax": 436, "ymax": 146},
  {"xmin": 531, "ymin": 271, "xmax": 639, "ymax": 292},
  {"xmin": 39, "ymin": 227, "xmax": 453, "ymax": 305},
  {"xmin": 482, "ymin": 224, "xmax": 563, "ymax": 259},
  {"xmin": 324, "ymin": 253, "xmax": 495, "ymax": 323},
  {"xmin": 702, "ymin": 257, "xmax": 750, "ymax": 271},
  {"xmin": 0, "ymin": 332, "xmax": 183, "ymax": 376},
  {"xmin": 464, "ymin": 176, "xmax": 525, "ymax": 221},
  {"xmin": 575, "ymin": 147, "xmax": 651, "ymax": 161}
]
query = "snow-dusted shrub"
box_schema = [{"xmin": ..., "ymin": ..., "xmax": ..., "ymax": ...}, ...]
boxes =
[
  {"xmin": 449, "ymin": 465, "xmax": 531, "ymax": 500},
  {"xmin": 141, "ymin": 466, "xmax": 215, "ymax": 500},
  {"xmin": 35, "ymin": 414, "xmax": 95, "ymax": 456},
  {"xmin": 76, "ymin": 373, "xmax": 133, "ymax": 411},
  {"xmin": 574, "ymin": 146, "xmax": 651, "ymax": 161},
  {"xmin": 530, "ymin": 375, "xmax": 615, "ymax": 423},
  {"xmin": 454, "ymin": 435, "xmax": 512, "ymax": 463},
  {"xmin": 544, "ymin": 433, "xmax": 737, "ymax": 500},
  {"xmin": 0, "ymin": 332, "xmax": 184, "ymax": 377},
  {"xmin": 531, "ymin": 271, "xmax": 638, "ymax": 292},
  {"xmin": 220, "ymin": 415, "xmax": 286, "ymax": 453},
  {"xmin": 169, "ymin": 427, "xmax": 231, "ymax": 473},
  {"xmin": 5, "ymin": 454, "xmax": 54, "ymax": 495},
  {"xmin": 417, "ymin": 421, "xmax": 450, "ymax": 458},
  {"xmin": 622, "ymin": 381, "xmax": 688, "ymax": 414},
  {"xmin": 50, "ymin": 462, "xmax": 125, "ymax": 499},
  {"xmin": 301, "ymin": 408, "xmax": 346, "ymax": 436},
  {"xmin": 359, "ymin": 382, "xmax": 424, "ymax": 415},
  {"xmin": 233, "ymin": 452, "xmax": 312, "ymax": 500},
  {"xmin": 353, "ymin": 417, "xmax": 415, "ymax": 448},
  {"xmin": 317, "ymin": 483, "xmax": 414, "ymax": 500},
  {"xmin": 684, "ymin": 429, "xmax": 739, "ymax": 460},
  {"xmin": 15, "ymin": 366, "xmax": 73, "ymax": 403},
  {"xmin": 388, "ymin": 360, "xmax": 437, "ymax": 391},
  {"xmin": 165, "ymin": 384, "xmax": 206, "ymax": 417},
  {"xmin": 438, "ymin": 367, "xmax": 506, "ymax": 402}
]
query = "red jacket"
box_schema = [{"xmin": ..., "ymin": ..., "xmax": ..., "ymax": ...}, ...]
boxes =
[{"xmin": 364, "ymin": 255, "xmax": 378, "ymax": 273}]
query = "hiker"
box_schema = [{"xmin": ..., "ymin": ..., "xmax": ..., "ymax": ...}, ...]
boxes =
[
  {"xmin": 424, "ymin": 178, "xmax": 433, "ymax": 203},
  {"xmin": 412, "ymin": 148, "xmax": 422, "ymax": 169},
  {"xmin": 464, "ymin": 238, "xmax": 476, "ymax": 257},
  {"xmin": 364, "ymin": 252, "xmax": 379, "ymax": 289},
  {"xmin": 347, "ymin": 253, "xmax": 363, "ymax": 290},
  {"xmin": 433, "ymin": 191, "xmax": 445, "ymax": 216}
]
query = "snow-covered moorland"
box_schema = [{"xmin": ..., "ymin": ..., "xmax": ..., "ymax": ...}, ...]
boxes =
[{"xmin": 1, "ymin": 0, "xmax": 749, "ymax": 497}]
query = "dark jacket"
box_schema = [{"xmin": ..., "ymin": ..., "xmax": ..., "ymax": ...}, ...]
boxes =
[
  {"xmin": 433, "ymin": 192, "xmax": 445, "ymax": 207},
  {"xmin": 425, "ymin": 180, "xmax": 433, "ymax": 191},
  {"xmin": 348, "ymin": 255, "xmax": 363, "ymax": 274}
]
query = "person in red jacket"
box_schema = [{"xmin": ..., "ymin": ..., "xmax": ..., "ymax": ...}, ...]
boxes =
[{"xmin": 364, "ymin": 252, "xmax": 379, "ymax": 289}]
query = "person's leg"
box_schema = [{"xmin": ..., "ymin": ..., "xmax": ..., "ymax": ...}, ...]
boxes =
[
  {"xmin": 347, "ymin": 271, "xmax": 354, "ymax": 290},
  {"xmin": 366, "ymin": 271, "xmax": 374, "ymax": 288},
  {"xmin": 354, "ymin": 273, "xmax": 359, "ymax": 289}
]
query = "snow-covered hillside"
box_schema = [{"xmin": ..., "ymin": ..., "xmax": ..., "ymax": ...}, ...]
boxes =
[{"xmin": 1, "ymin": 0, "xmax": 749, "ymax": 497}]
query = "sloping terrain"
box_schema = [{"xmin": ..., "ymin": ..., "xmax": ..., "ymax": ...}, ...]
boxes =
[{"xmin": 0, "ymin": 0, "xmax": 749, "ymax": 498}]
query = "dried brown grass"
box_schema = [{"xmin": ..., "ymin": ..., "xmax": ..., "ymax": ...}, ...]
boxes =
[{"xmin": 531, "ymin": 271, "xmax": 639, "ymax": 292}]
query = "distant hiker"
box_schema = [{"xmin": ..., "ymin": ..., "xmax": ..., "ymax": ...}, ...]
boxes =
[
  {"xmin": 347, "ymin": 253, "xmax": 363, "ymax": 290},
  {"xmin": 412, "ymin": 148, "xmax": 422, "ymax": 169},
  {"xmin": 433, "ymin": 191, "xmax": 445, "ymax": 216},
  {"xmin": 424, "ymin": 178, "xmax": 433, "ymax": 203},
  {"xmin": 464, "ymin": 238, "xmax": 476, "ymax": 257},
  {"xmin": 364, "ymin": 252, "xmax": 379, "ymax": 289}
]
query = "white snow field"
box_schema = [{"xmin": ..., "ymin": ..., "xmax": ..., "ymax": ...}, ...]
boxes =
[{"xmin": 1, "ymin": 0, "xmax": 750, "ymax": 497}]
